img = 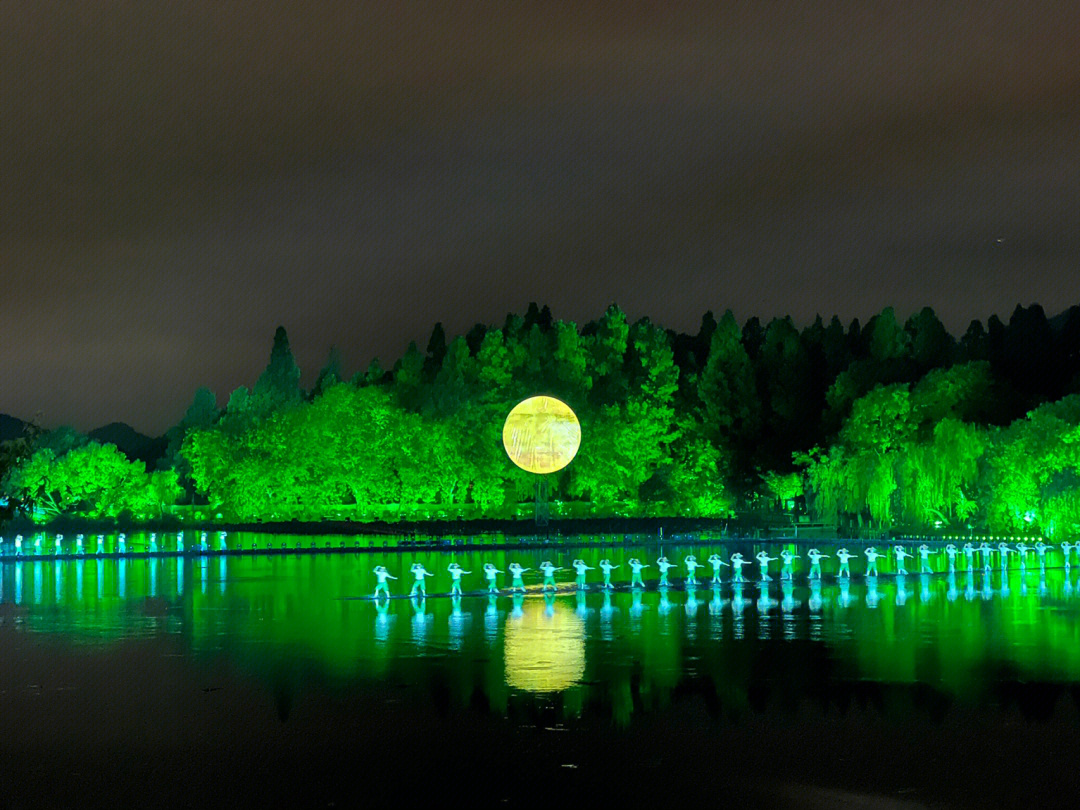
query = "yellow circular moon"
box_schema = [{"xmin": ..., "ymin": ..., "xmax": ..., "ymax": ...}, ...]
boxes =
[
  {"xmin": 504, "ymin": 601, "xmax": 586, "ymax": 692},
  {"xmin": 502, "ymin": 395, "xmax": 582, "ymax": 474}
]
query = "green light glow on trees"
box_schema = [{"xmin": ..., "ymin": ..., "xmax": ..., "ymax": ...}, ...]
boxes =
[
  {"xmin": 7, "ymin": 304, "xmax": 1080, "ymax": 530},
  {"xmin": 3, "ymin": 443, "xmax": 182, "ymax": 521}
]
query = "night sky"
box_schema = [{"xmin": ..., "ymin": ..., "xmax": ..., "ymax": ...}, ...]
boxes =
[{"xmin": 3, "ymin": 1, "xmax": 1079, "ymax": 435}]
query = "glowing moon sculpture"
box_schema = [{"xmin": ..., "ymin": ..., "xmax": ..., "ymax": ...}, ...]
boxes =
[
  {"xmin": 503, "ymin": 601, "xmax": 586, "ymax": 692},
  {"xmin": 502, "ymin": 395, "xmax": 582, "ymax": 474}
]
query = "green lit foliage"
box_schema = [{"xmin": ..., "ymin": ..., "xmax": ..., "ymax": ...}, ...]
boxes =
[
  {"xmin": 160, "ymin": 386, "xmax": 219, "ymax": 489},
  {"xmin": 667, "ymin": 427, "xmax": 730, "ymax": 516},
  {"xmin": 310, "ymin": 345, "xmax": 343, "ymax": 399},
  {"xmin": 696, "ymin": 310, "xmax": 759, "ymax": 452},
  {"xmin": 800, "ymin": 364, "xmax": 996, "ymax": 529},
  {"xmin": 24, "ymin": 300, "xmax": 1080, "ymax": 527},
  {"xmin": 982, "ymin": 396, "xmax": 1080, "ymax": 535},
  {"xmin": 763, "ymin": 470, "xmax": 803, "ymax": 509},
  {"xmin": 248, "ymin": 325, "xmax": 304, "ymax": 420},
  {"xmin": 2, "ymin": 442, "xmax": 181, "ymax": 520}
]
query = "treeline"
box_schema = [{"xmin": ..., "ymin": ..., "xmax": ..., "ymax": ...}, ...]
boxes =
[{"xmin": 4, "ymin": 301, "xmax": 1080, "ymax": 534}]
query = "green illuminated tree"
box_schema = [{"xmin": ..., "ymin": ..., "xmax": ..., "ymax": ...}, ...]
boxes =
[
  {"xmin": 311, "ymin": 346, "xmax": 343, "ymax": 398},
  {"xmin": 250, "ymin": 326, "xmax": 303, "ymax": 418},
  {"xmin": 588, "ymin": 304, "xmax": 629, "ymax": 406},
  {"xmin": 696, "ymin": 310, "xmax": 760, "ymax": 456},
  {"xmin": 3, "ymin": 442, "xmax": 181, "ymax": 521}
]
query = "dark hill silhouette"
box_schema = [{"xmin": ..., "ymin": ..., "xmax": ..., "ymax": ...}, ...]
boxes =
[
  {"xmin": 87, "ymin": 422, "xmax": 168, "ymax": 467},
  {"xmin": 0, "ymin": 414, "xmax": 27, "ymax": 443}
]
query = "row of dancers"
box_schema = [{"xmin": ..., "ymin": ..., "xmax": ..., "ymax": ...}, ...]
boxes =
[
  {"xmin": 0, "ymin": 531, "xmax": 228, "ymax": 556},
  {"xmin": 374, "ymin": 541, "xmax": 1077, "ymax": 597}
]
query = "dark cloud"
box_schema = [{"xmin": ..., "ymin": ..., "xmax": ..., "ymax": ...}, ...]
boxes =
[{"xmin": 2, "ymin": 1, "xmax": 1079, "ymax": 433}]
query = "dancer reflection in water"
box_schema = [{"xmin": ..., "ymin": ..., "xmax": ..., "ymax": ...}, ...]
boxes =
[
  {"xmin": 373, "ymin": 565, "xmax": 397, "ymax": 597},
  {"xmin": 707, "ymin": 553, "xmax": 728, "ymax": 584},
  {"xmin": 374, "ymin": 595, "xmax": 392, "ymax": 632},
  {"xmin": 409, "ymin": 562, "xmax": 433, "ymax": 596},
  {"xmin": 656, "ymin": 556, "xmax": 675, "ymax": 587},
  {"xmin": 809, "ymin": 578, "xmax": 823, "ymax": 613},
  {"xmin": 631, "ymin": 587, "xmax": 647, "ymax": 622},
  {"xmin": 629, "ymin": 558, "xmax": 649, "ymax": 588},
  {"xmin": 448, "ymin": 595, "xmax": 467, "ymax": 648},
  {"xmin": 982, "ymin": 571, "xmax": 994, "ymax": 600},
  {"xmin": 895, "ymin": 575, "xmax": 911, "ymax": 606},
  {"xmin": 511, "ymin": 592, "xmax": 525, "ymax": 620},
  {"xmin": 539, "ymin": 561, "xmax": 562, "ymax": 592},
  {"xmin": 485, "ymin": 594, "xmax": 499, "ymax": 642},
  {"xmin": 866, "ymin": 577, "xmax": 881, "ymax": 608},
  {"xmin": 685, "ymin": 581, "xmax": 700, "ymax": 619},
  {"xmin": 863, "ymin": 547, "xmax": 883, "ymax": 577},
  {"xmin": 684, "ymin": 554, "xmax": 703, "ymax": 585},
  {"xmin": 807, "ymin": 548, "xmax": 829, "ymax": 579},
  {"xmin": 780, "ymin": 549, "xmax": 798, "ymax": 580},
  {"xmin": 755, "ymin": 550, "xmax": 776, "ymax": 582},
  {"xmin": 447, "ymin": 562, "xmax": 471, "ymax": 596},
  {"xmin": 483, "ymin": 563, "xmax": 503, "ymax": 593},
  {"xmin": 756, "ymin": 581, "xmax": 777, "ymax": 615},
  {"xmin": 599, "ymin": 559, "xmax": 619, "ymax": 589},
  {"xmin": 575, "ymin": 589, "xmax": 590, "ymax": 619},
  {"xmin": 781, "ymin": 580, "xmax": 798, "ymax": 613},
  {"xmin": 508, "ymin": 562, "xmax": 530, "ymax": 593},
  {"xmin": 601, "ymin": 590, "xmax": 615, "ymax": 628},
  {"xmin": 572, "ymin": 559, "xmax": 594, "ymax": 590},
  {"xmin": 838, "ymin": 577, "xmax": 852, "ymax": 608},
  {"xmin": 709, "ymin": 584, "xmax": 727, "ymax": 617},
  {"xmin": 411, "ymin": 596, "xmax": 429, "ymax": 644},
  {"xmin": 658, "ymin": 585, "xmax": 673, "ymax": 618},
  {"xmin": 731, "ymin": 582, "xmax": 748, "ymax": 614},
  {"xmin": 835, "ymin": 547, "xmax": 854, "ymax": 578},
  {"xmin": 730, "ymin": 552, "xmax": 748, "ymax": 583},
  {"xmin": 544, "ymin": 591, "xmax": 557, "ymax": 618},
  {"xmin": 947, "ymin": 571, "xmax": 959, "ymax": 601}
]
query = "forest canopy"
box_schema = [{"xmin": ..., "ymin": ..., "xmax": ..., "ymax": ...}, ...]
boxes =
[{"xmin": 5, "ymin": 302, "xmax": 1080, "ymax": 535}]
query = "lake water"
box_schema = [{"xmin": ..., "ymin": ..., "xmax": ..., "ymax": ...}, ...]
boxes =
[{"xmin": 4, "ymin": 535, "xmax": 1080, "ymax": 808}]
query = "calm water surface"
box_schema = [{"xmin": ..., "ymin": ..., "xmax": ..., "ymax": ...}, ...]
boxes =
[{"xmin": 4, "ymin": 535, "xmax": 1080, "ymax": 807}]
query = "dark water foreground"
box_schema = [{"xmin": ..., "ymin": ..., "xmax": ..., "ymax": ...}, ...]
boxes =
[{"xmin": 3, "ymin": 537, "xmax": 1080, "ymax": 809}]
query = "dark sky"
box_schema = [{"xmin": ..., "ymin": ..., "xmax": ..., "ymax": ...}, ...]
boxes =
[{"xmin": 2, "ymin": 1, "xmax": 1079, "ymax": 435}]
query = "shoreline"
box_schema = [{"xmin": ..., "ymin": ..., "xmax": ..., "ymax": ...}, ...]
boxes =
[{"xmin": 0, "ymin": 534, "xmax": 1054, "ymax": 563}]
